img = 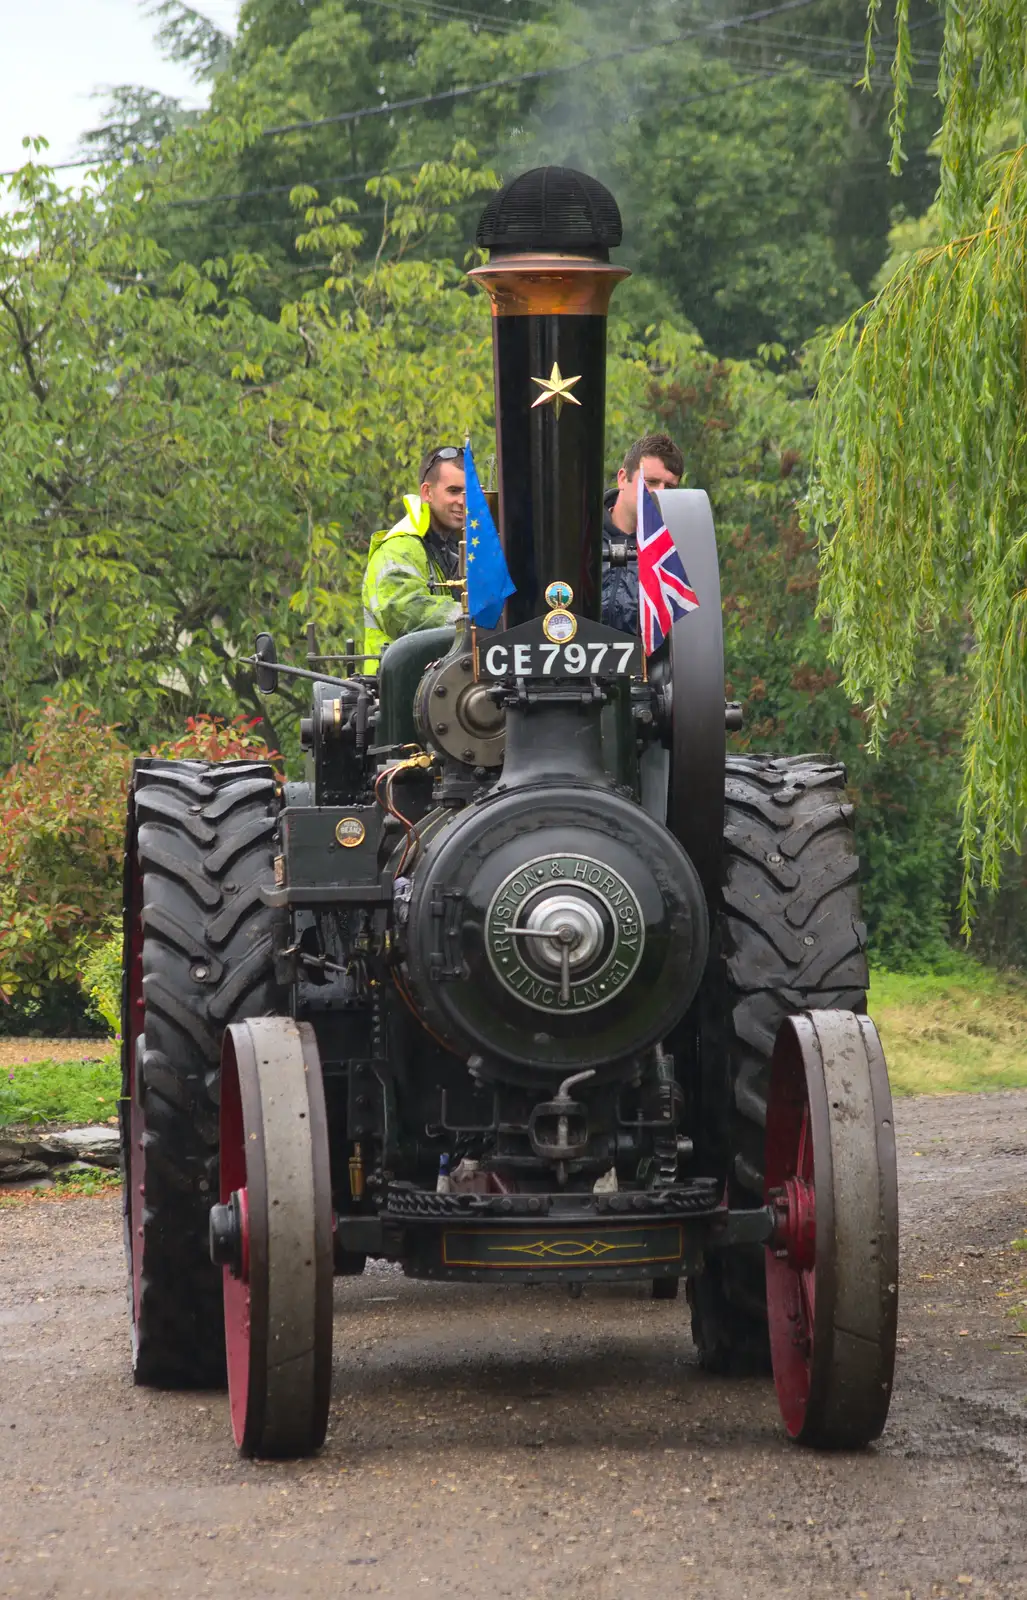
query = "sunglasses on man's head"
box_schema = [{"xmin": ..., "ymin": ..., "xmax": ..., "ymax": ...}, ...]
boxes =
[{"xmin": 422, "ymin": 445, "xmax": 462, "ymax": 476}]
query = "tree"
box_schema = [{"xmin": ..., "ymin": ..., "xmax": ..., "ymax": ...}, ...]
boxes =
[
  {"xmin": 588, "ymin": 55, "xmax": 865, "ymax": 355},
  {"xmin": 808, "ymin": 0, "xmax": 1027, "ymax": 920},
  {"xmin": 80, "ymin": 1, "xmax": 233, "ymax": 160},
  {"xmin": 0, "ymin": 145, "xmax": 498, "ymax": 766},
  {"xmin": 83, "ymin": 0, "xmax": 944, "ymax": 355}
]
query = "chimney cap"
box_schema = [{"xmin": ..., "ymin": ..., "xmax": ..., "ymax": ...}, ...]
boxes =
[{"xmin": 476, "ymin": 166, "xmax": 622, "ymax": 261}]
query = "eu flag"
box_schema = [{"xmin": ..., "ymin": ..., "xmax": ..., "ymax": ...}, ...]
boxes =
[{"xmin": 464, "ymin": 443, "xmax": 515, "ymax": 629}]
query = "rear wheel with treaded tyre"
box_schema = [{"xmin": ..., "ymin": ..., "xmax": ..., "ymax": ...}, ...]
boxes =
[
  {"xmin": 120, "ymin": 758, "xmax": 285, "ymax": 1387},
  {"xmin": 688, "ymin": 754, "xmax": 869, "ymax": 1371}
]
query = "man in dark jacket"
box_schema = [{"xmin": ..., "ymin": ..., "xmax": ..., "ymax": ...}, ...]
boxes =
[{"xmin": 601, "ymin": 431, "xmax": 685, "ymax": 634}]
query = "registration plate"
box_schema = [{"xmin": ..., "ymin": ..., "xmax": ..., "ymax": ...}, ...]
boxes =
[{"xmin": 476, "ymin": 616, "xmax": 642, "ymax": 682}]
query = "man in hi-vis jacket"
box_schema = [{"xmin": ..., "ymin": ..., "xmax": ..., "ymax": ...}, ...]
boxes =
[{"xmin": 361, "ymin": 445, "xmax": 466, "ymax": 665}]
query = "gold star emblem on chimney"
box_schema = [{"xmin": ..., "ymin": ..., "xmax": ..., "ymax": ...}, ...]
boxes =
[{"xmin": 530, "ymin": 362, "xmax": 582, "ymax": 419}]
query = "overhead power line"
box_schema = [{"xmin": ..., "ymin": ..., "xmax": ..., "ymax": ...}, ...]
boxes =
[
  {"xmin": 154, "ymin": 70, "xmax": 937, "ymax": 244},
  {"xmin": 165, "ymin": 159, "xmax": 430, "ymax": 209},
  {"xmin": 718, "ymin": 28, "xmax": 939, "ymax": 67},
  {"xmin": 162, "ymin": 67, "xmax": 802, "ymax": 217},
  {"xmin": 26, "ymin": 53, "xmax": 932, "ymax": 232},
  {"xmin": 0, "ymin": 153, "xmax": 112, "ymax": 177},
  {"xmin": 357, "ymin": 0, "xmax": 517, "ymax": 33},
  {"xmin": 258, "ymin": 0, "xmax": 832, "ymax": 137},
  {"xmin": 0, "ymin": 2, "xmax": 940, "ymax": 186},
  {"xmin": 159, "ymin": 64, "xmax": 912, "ymax": 237}
]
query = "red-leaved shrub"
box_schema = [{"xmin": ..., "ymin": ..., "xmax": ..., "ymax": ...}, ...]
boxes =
[
  {"xmin": 1, "ymin": 707, "xmax": 283, "ymax": 1008},
  {"xmin": 150, "ymin": 713, "xmax": 281, "ymax": 771},
  {"xmin": 0, "ymin": 703, "xmax": 130, "ymax": 1003}
]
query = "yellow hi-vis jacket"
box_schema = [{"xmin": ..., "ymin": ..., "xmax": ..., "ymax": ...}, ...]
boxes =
[{"xmin": 361, "ymin": 493, "xmax": 461, "ymax": 667}]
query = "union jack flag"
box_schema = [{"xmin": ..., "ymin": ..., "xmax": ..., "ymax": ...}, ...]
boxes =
[{"xmin": 636, "ymin": 476, "xmax": 700, "ymax": 656}]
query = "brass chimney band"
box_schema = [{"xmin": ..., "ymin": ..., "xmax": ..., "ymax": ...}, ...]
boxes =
[{"xmin": 468, "ymin": 256, "xmax": 630, "ymax": 318}]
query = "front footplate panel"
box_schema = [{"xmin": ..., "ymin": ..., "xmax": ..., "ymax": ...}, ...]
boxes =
[
  {"xmin": 384, "ymin": 1179, "xmax": 756, "ymax": 1284},
  {"xmin": 440, "ymin": 1221, "xmax": 685, "ymax": 1276}
]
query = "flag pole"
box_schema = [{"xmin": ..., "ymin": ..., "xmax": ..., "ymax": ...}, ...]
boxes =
[
  {"xmin": 460, "ymin": 432, "xmax": 471, "ymax": 620},
  {"xmin": 462, "ymin": 433, "xmax": 476, "ymax": 676}
]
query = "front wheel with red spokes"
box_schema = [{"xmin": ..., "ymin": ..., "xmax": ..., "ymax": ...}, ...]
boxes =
[
  {"xmin": 765, "ymin": 1010, "xmax": 898, "ymax": 1449},
  {"xmin": 211, "ymin": 1017, "xmax": 334, "ymax": 1459}
]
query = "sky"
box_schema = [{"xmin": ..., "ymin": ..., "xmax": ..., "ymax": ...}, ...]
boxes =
[{"xmin": 0, "ymin": 0, "xmax": 240, "ymax": 178}]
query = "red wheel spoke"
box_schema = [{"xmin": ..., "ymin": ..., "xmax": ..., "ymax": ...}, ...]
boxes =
[
  {"xmin": 796, "ymin": 1102, "xmax": 812, "ymax": 1181},
  {"xmin": 799, "ymin": 1265, "xmax": 815, "ymax": 1337}
]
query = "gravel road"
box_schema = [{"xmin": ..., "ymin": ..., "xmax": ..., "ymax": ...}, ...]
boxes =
[{"xmin": 2, "ymin": 1091, "xmax": 1026, "ymax": 1600}]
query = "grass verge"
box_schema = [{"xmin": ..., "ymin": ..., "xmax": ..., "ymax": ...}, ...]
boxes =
[
  {"xmin": 1, "ymin": 952, "xmax": 1026, "ymax": 1130},
  {"xmin": 0, "ymin": 1049, "xmax": 120, "ymax": 1129},
  {"xmin": 870, "ymin": 956, "xmax": 1027, "ymax": 1096}
]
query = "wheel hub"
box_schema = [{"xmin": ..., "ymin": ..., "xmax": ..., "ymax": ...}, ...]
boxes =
[
  {"xmin": 769, "ymin": 1175, "xmax": 815, "ymax": 1272},
  {"xmin": 209, "ymin": 1187, "xmax": 249, "ymax": 1281}
]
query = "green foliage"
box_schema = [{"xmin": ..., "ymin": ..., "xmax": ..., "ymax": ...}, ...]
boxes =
[
  {"xmin": 870, "ymin": 198, "xmax": 943, "ymax": 290},
  {"xmin": 0, "ymin": 1052, "xmax": 120, "ymax": 1129},
  {"xmin": 0, "ymin": 147, "xmax": 498, "ymax": 767},
  {"xmin": 973, "ymin": 854, "xmax": 1027, "ymax": 971},
  {"xmin": 0, "ymin": 987, "xmax": 108, "ymax": 1040},
  {"xmin": 79, "ymin": 86, "xmax": 204, "ymax": 162},
  {"xmin": 810, "ymin": 145, "xmax": 1027, "ymax": 924},
  {"xmin": 806, "ymin": 2, "xmax": 1027, "ymax": 927},
  {"xmin": 0, "ymin": 1166, "xmax": 122, "ymax": 1204},
  {"xmin": 51, "ymin": 1167, "xmax": 123, "ymax": 1198},
  {"xmin": 0, "ymin": 152, "xmax": 301, "ymax": 755},
  {"xmin": 147, "ymin": 1, "xmax": 233, "ymax": 81},
  {"xmin": 868, "ymin": 0, "xmax": 1027, "ymax": 228},
  {"xmin": 78, "ymin": 928, "xmax": 123, "ymax": 1039},
  {"xmin": 556, "ymin": 53, "xmax": 864, "ymax": 356},
  {"xmin": 81, "ymin": 2, "xmax": 233, "ymax": 161},
  {"xmin": 0, "ymin": 705, "xmax": 129, "ymax": 1006}
]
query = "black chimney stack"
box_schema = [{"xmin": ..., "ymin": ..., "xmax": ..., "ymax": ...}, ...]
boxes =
[{"xmin": 469, "ymin": 168, "xmax": 629, "ymax": 625}]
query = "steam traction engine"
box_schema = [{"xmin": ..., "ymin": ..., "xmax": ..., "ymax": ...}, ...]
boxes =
[{"xmin": 120, "ymin": 169, "xmax": 898, "ymax": 1458}]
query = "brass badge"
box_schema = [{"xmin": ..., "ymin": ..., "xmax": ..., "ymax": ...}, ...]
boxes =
[
  {"xmin": 545, "ymin": 580, "xmax": 574, "ymax": 609},
  {"xmin": 542, "ymin": 609, "xmax": 576, "ymax": 643},
  {"xmin": 335, "ymin": 817, "xmax": 366, "ymax": 848},
  {"xmin": 486, "ymin": 853, "xmax": 644, "ymax": 1013},
  {"xmin": 530, "ymin": 362, "xmax": 581, "ymax": 419}
]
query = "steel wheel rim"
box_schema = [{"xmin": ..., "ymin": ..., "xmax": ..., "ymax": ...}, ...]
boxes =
[
  {"xmin": 219, "ymin": 1040, "xmax": 258, "ymax": 1449},
  {"xmin": 218, "ymin": 1018, "xmax": 333, "ymax": 1458},
  {"xmin": 765, "ymin": 1019, "xmax": 830, "ymax": 1438},
  {"xmin": 765, "ymin": 1011, "xmax": 899, "ymax": 1448}
]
